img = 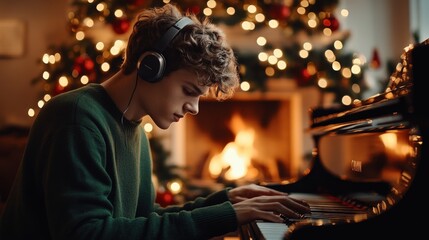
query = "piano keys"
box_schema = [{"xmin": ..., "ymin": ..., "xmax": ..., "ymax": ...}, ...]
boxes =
[
  {"xmin": 240, "ymin": 39, "xmax": 429, "ymax": 239},
  {"xmin": 244, "ymin": 192, "xmax": 378, "ymax": 240},
  {"xmin": 242, "ymin": 191, "xmax": 386, "ymax": 240}
]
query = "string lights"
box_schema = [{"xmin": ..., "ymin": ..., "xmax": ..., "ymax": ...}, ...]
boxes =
[{"xmin": 28, "ymin": 0, "xmax": 367, "ymax": 118}]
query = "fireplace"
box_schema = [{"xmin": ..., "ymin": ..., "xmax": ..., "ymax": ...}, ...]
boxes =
[{"xmin": 167, "ymin": 89, "xmax": 305, "ymax": 185}]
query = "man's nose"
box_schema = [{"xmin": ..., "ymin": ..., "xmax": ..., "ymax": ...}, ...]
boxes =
[{"xmin": 184, "ymin": 100, "xmax": 199, "ymax": 115}]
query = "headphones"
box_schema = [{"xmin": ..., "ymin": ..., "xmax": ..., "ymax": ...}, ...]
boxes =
[{"xmin": 137, "ymin": 17, "xmax": 194, "ymax": 83}]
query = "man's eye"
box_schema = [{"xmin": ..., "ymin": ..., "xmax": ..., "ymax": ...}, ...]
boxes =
[{"xmin": 183, "ymin": 88, "xmax": 196, "ymax": 96}]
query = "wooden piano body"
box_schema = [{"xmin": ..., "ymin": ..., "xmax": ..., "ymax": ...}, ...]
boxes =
[{"xmin": 240, "ymin": 39, "xmax": 429, "ymax": 239}]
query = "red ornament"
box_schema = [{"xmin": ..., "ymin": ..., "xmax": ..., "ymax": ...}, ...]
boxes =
[
  {"xmin": 322, "ymin": 16, "xmax": 340, "ymax": 32},
  {"xmin": 72, "ymin": 55, "xmax": 97, "ymax": 82},
  {"xmin": 295, "ymin": 68, "xmax": 312, "ymax": 86},
  {"xmin": 73, "ymin": 56, "xmax": 94, "ymax": 75},
  {"xmin": 187, "ymin": 5, "xmax": 201, "ymax": 15},
  {"xmin": 112, "ymin": 18, "xmax": 131, "ymax": 34},
  {"xmin": 370, "ymin": 48, "xmax": 381, "ymax": 69},
  {"xmin": 53, "ymin": 82, "xmax": 70, "ymax": 96},
  {"xmin": 126, "ymin": 0, "xmax": 145, "ymax": 7},
  {"xmin": 156, "ymin": 188, "xmax": 175, "ymax": 207},
  {"xmin": 73, "ymin": 56, "xmax": 85, "ymax": 75},
  {"xmin": 269, "ymin": 4, "xmax": 291, "ymax": 21}
]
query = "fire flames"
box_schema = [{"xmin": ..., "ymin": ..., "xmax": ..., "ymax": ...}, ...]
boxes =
[{"xmin": 208, "ymin": 113, "xmax": 260, "ymax": 182}]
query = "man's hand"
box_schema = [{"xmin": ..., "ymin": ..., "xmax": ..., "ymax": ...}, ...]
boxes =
[{"xmin": 228, "ymin": 184, "xmax": 310, "ymax": 225}]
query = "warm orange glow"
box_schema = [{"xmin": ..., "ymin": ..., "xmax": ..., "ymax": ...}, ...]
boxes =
[
  {"xmin": 208, "ymin": 129, "xmax": 255, "ymax": 180},
  {"xmin": 379, "ymin": 132, "xmax": 411, "ymax": 158},
  {"xmin": 208, "ymin": 121, "xmax": 258, "ymax": 181}
]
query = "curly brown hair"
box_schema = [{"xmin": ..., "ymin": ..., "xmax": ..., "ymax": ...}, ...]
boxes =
[{"xmin": 121, "ymin": 3, "xmax": 240, "ymax": 100}]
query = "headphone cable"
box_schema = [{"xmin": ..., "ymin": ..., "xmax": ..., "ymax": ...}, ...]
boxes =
[{"xmin": 121, "ymin": 73, "xmax": 139, "ymax": 125}]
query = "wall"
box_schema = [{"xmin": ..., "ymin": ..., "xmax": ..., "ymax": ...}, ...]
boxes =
[
  {"xmin": 339, "ymin": 0, "xmax": 411, "ymax": 98},
  {"xmin": 0, "ymin": 0, "xmax": 68, "ymax": 128},
  {"xmin": 410, "ymin": 0, "xmax": 429, "ymax": 42}
]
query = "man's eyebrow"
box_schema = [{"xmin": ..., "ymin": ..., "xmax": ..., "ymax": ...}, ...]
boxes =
[{"xmin": 189, "ymin": 83, "xmax": 206, "ymax": 96}]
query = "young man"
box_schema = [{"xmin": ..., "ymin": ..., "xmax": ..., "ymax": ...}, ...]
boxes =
[{"xmin": 0, "ymin": 3, "xmax": 310, "ymax": 239}]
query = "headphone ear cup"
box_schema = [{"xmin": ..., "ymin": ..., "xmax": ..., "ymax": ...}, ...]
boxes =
[{"xmin": 137, "ymin": 51, "xmax": 166, "ymax": 83}]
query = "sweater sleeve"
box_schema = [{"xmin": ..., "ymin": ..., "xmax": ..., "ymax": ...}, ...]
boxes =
[
  {"xmin": 148, "ymin": 189, "xmax": 238, "ymax": 238},
  {"xmin": 144, "ymin": 201, "xmax": 238, "ymax": 239},
  {"xmin": 153, "ymin": 188, "xmax": 232, "ymax": 214}
]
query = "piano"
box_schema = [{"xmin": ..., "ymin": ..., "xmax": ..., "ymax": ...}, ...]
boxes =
[{"xmin": 240, "ymin": 38, "xmax": 429, "ymax": 240}]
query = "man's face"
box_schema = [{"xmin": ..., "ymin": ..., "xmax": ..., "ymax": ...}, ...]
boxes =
[{"xmin": 139, "ymin": 68, "xmax": 209, "ymax": 129}]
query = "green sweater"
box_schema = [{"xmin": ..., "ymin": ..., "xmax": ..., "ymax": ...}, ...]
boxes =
[{"xmin": 0, "ymin": 84, "xmax": 237, "ymax": 240}]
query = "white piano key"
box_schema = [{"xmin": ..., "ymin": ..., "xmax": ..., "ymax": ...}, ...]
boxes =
[{"xmin": 255, "ymin": 221, "xmax": 288, "ymax": 240}]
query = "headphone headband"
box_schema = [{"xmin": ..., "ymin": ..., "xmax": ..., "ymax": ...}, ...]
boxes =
[{"xmin": 155, "ymin": 17, "xmax": 193, "ymax": 52}]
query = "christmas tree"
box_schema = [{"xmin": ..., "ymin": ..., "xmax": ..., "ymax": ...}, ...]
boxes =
[{"xmin": 28, "ymin": 0, "xmax": 368, "ymax": 118}]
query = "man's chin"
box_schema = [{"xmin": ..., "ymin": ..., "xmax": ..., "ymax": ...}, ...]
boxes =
[{"xmin": 153, "ymin": 120, "xmax": 172, "ymax": 130}]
